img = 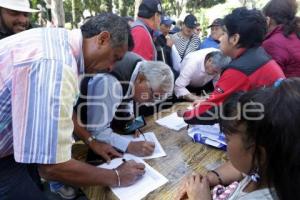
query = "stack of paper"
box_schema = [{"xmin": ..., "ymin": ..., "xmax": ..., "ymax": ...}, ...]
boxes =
[
  {"xmin": 155, "ymin": 112, "xmax": 187, "ymax": 131},
  {"xmin": 98, "ymin": 154, "xmax": 168, "ymax": 200},
  {"xmin": 123, "ymin": 132, "xmax": 167, "ymax": 159},
  {"xmin": 188, "ymin": 124, "xmax": 227, "ymax": 150}
]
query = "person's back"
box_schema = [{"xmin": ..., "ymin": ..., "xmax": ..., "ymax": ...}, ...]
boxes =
[
  {"xmin": 131, "ymin": 0, "xmax": 162, "ymax": 61},
  {"xmin": 263, "ymin": 26, "xmax": 300, "ymax": 77},
  {"xmin": 224, "ymin": 47, "xmax": 284, "ymax": 91},
  {"xmin": 262, "ymin": 0, "xmax": 300, "ymax": 77},
  {"xmin": 1, "ymin": 28, "xmax": 80, "ymax": 66},
  {"xmin": 0, "ymin": 27, "xmax": 83, "ymax": 160}
]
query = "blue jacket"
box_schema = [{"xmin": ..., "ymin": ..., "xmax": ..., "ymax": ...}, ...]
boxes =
[{"xmin": 199, "ymin": 36, "xmax": 219, "ymax": 50}]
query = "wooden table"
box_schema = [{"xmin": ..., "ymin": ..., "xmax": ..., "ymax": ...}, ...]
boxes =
[{"xmin": 73, "ymin": 103, "xmax": 227, "ymax": 200}]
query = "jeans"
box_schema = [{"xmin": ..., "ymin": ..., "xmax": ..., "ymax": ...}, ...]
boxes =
[{"xmin": 0, "ymin": 155, "xmax": 48, "ymax": 200}]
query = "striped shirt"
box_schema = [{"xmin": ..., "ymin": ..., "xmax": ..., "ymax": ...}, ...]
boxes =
[
  {"xmin": 0, "ymin": 28, "xmax": 84, "ymax": 164},
  {"xmin": 171, "ymin": 32, "xmax": 201, "ymax": 59}
]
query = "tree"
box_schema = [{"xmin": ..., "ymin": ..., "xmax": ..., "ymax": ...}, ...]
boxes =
[
  {"xmin": 104, "ymin": 0, "xmax": 113, "ymax": 13},
  {"xmin": 134, "ymin": 0, "xmax": 142, "ymax": 18},
  {"xmin": 51, "ymin": 0, "xmax": 65, "ymax": 27},
  {"xmin": 161, "ymin": 0, "xmax": 226, "ymax": 18},
  {"xmin": 71, "ymin": 0, "xmax": 76, "ymax": 28}
]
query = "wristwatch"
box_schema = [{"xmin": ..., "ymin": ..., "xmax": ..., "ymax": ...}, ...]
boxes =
[{"xmin": 86, "ymin": 135, "xmax": 96, "ymax": 144}]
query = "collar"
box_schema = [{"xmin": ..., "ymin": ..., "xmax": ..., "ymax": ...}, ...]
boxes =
[
  {"xmin": 69, "ymin": 29, "xmax": 85, "ymax": 75},
  {"xmin": 137, "ymin": 18, "xmax": 154, "ymax": 36},
  {"xmin": 124, "ymin": 61, "xmax": 143, "ymax": 99},
  {"xmin": 233, "ymin": 48, "xmax": 247, "ymax": 59},
  {"xmin": 265, "ymin": 25, "xmax": 283, "ymax": 40},
  {"xmin": 208, "ymin": 35, "xmax": 220, "ymax": 43}
]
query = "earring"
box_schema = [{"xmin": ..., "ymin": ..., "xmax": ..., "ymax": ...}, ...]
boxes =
[{"xmin": 249, "ymin": 168, "xmax": 260, "ymax": 182}]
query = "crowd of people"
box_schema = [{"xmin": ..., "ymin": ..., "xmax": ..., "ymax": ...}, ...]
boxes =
[{"xmin": 0, "ymin": 0, "xmax": 299, "ymax": 199}]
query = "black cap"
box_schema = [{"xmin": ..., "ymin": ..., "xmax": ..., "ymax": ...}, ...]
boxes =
[
  {"xmin": 183, "ymin": 14, "xmax": 198, "ymax": 29},
  {"xmin": 138, "ymin": 0, "xmax": 163, "ymax": 19},
  {"xmin": 208, "ymin": 18, "xmax": 224, "ymax": 28}
]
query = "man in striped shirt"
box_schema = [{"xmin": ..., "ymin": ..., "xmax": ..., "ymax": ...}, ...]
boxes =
[
  {"xmin": 171, "ymin": 14, "xmax": 201, "ymax": 78},
  {"xmin": 0, "ymin": 13, "xmax": 145, "ymax": 199}
]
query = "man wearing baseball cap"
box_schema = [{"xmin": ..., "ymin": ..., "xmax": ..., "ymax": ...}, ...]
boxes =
[
  {"xmin": 199, "ymin": 18, "xmax": 226, "ymax": 49},
  {"xmin": 170, "ymin": 14, "xmax": 201, "ymax": 77},
  {"xmin": 0, "ymin": 0, "xmax": 39, "ymax": 39},
  {"xmin": 155, "ymin": 15, "xmax": 175, "ymax": 66},
  {"xmin": 131, "ymin": 0, "xmax": 163, "ymax": 61}
]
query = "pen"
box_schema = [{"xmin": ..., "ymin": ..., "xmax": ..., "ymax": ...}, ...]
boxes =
[{"xmin": 138, "ymin": 128, "xmax": 147, "ymax": 141}]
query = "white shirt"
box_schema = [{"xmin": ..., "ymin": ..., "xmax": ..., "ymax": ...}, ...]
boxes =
[
  {"xmin": 174, "ymin": 48, "xmax": 219, "ymax": 98},
  {"xmin": 86, "ymin": 62, "xmax": 142, "ymax": 152}
]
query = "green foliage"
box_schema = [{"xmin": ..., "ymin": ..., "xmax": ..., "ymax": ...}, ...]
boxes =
[
  {"xmin": 187, "ymin": 0, "xmax": 226, "ymax": 9},
  {"xmin": 32, "ymin": 0, "xmax": 293, "ymax": 28},
  {"xmin": 161, "ymin": 0, "xmax": 225, "ymax": 17}
]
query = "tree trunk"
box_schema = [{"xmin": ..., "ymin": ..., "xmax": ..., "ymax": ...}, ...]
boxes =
[
  {"xmin": 71, "ymin": 0, "xmax": 77, "ymax": 28},
  {"xmin": 134, "ymin": 0, "xmax": 142, "ymax": 18},
  {"xmin": 51, "ymin": 0, "xmax": 65, "ymax": 27},
  {"xmin": 105, "ymin": 0, "xmax": 113, "ymax": 12},
  {"xmin": 119, "ymin": 0, "xmax": 127, "ymax": 16}
]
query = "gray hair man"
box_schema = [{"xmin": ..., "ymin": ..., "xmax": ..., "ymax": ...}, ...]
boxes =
[
  {"xmin": 174, "ymin": 48, "xmax": 231, "ymax": 102},
  {"xmin": 76, "ymin": 52, "xmax": 174, "ymax": 157}
]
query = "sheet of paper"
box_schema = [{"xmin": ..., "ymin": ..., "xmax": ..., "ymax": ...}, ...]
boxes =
[
  {"xmin": 98, "ymin": 154, "xmax": 168, "ymax": 200},
  {"xmin": 155, "ymin": 112, "xmax": 188, "ymax": 131},
  {"xmin": 123, "ymin": 132, "xmax": 167, "ymax": 159}
]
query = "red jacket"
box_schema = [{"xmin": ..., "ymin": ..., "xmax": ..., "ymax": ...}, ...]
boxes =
[
  {"xmin": 263, "ymin": 25, "xmax": 300, "ymax": 78},
  {"xmin": 183, "ymin": 47, "xmax": 285, "ymax": 125},
  {"xmin": 131, "ymin": 27, "xmax": 155, "ymax": 61}
]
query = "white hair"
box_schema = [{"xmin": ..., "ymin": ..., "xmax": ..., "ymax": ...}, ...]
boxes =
[
  {"xmin": 209, "ymin": 51, "xmax": 231, "ymax": 70},
  {"xmin": 138, "ymin": 61, "xmax": 174, "ymax": 100}
]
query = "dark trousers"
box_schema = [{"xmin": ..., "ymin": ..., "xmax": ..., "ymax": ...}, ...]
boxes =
[
  {"xmin": 186, "ymin": 80, "xmax": 215, "ymax": 96},
  {"xmin": 0, "ymin": 155, "xmax": 48, "ymax": 200}
]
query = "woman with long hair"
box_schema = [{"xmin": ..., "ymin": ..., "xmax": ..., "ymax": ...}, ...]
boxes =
[
  {"xmin": 176, "ymin": 78, "xmax": 300, "ymax": 200},
  {"xmin": 262, "ymin": 0, "xmax": 300, "ymax": 78}
]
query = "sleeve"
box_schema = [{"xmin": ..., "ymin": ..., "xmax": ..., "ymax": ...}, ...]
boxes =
[
  {"xmin": 262, "ymin": 40, "xmax": 288, "ymax": 71},
  {"xmin": 171, "ymin": 45, "xmax": 182, "ymax": 72},
  {"xmin": 13, "ymin": 60, "xmax": 79, "ymax": 164},
  {"xmin": 86, "ymin": 74, "xmax": 130, "ymax": 152},
  {"xmin": 183, "ymin": 69, "xmax": 250, "ymax": 125},
  {"xmin": 174, "ymin": 57, "xmax": 197, "ymax": 97},
  {"xmin": 131, "ymin": 27, "xmax": 154, "ymax": 61}
]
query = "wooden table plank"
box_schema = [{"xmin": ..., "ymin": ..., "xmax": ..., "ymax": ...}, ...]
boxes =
[{"xmin": 73, "ymin": 103, "xmax": 226, "ymax": 200}]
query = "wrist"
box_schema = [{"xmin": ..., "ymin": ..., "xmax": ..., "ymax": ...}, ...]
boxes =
[
  {"xmin": 85, "ymin": 135, "xmax": 96, "ymax": 147},
  {"xmin": 208, "ymin": 170, "xmax": 224, "ymax": 186},
  {"xmin": 113, "ymin": 168, "xmax": 121, "ymax": 187}
]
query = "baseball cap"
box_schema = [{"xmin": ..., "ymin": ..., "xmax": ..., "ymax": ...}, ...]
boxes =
[
  {"xmin": 208, "ymin": 18, "xmax": 225, "ymax": 28},
  {"xmin": 183, "ymin": 14, "xmax": 198, "ymax": 29},
  {"xmin": 138, "ymin": 0, "xmax": 163, "ymax": 18},
  {"xmin": 161, "ymin": 15, "xmax": 175, "ymax": 26}
]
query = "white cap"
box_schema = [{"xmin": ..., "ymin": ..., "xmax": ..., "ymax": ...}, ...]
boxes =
[{"xmin": 0, "ymin": 0, "xmax": 39, "ymax": 13}]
